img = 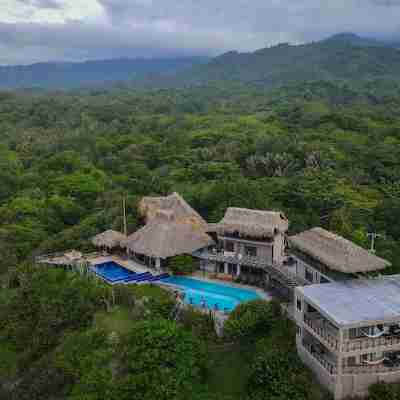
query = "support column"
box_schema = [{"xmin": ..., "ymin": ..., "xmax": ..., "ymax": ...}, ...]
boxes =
[
  {"xmin": 236, "ymin": 264, "xmax": 241, "ymax": 277},
  {"xmin": 224, "ymin": 262, "xmax": 228, "ymax": 275},
  {"xmin": 156, "ymin": 257, "xmax": 161, "ymax": 271}
]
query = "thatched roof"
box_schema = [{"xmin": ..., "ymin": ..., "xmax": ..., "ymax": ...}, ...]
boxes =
[
  {"xmin": 208, "ymin": 207, "xmax": 289, "ymax": 238},
  {"xmin": 121, "ymin": 210, "xmax": 214, "ymax": 259},
  {"xmin": 289, "ymin": 227, "xmax": 391, "ymax": 274},
  {"xmin": 138, "ymin": 192, "xmax": 207, "ymax": 228},
  {"xmin": 91, "ymin": 230, "xmax": 126, "ymax": 249}
]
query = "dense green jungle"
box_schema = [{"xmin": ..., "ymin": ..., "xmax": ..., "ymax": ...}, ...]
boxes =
[{"xmin": 1, "ymin": 78, "xmax": 400, "ymax": 399}]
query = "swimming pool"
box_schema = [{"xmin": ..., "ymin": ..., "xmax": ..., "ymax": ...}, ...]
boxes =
[
  {"xmin": 161, "ymin": 276, "xmax": 261, "ymax": 312},
  {"xmin": 92, "ymin": 261, "xmax": 135, "ymax": 283}
]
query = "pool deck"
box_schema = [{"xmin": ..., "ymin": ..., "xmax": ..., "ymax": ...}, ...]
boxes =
[{"xmin": 86, "ymin": 254, "xmax": 152, "ymax": 275}]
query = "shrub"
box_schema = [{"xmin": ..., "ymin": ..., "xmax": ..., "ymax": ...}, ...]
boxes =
[
  {"xmin": 223, "ymin": 299, "xmax": 276, "ymax": 341},
  {"xmin": 246, "ymin": 348, "xmax": 312, "ymax": 400},
  {"xmin": 169, "ymin": 255, "xmax": 196, "ymax": 275},
  {"xmin": 368, "ymin": 382, "xmax": 400, "ymax": 400},
  {"xmin": 179, "ymin": 307, "xmax": 217, "ymax": 341}
]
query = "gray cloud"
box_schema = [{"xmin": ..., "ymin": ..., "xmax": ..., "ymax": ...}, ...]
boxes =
[
  {"xmin": 1, "ymin": 0, "xmax": 400, "ymax": 64},
  {"xmin": 15, "ymin": 0, "xmax": 63, "ymax": 9}
]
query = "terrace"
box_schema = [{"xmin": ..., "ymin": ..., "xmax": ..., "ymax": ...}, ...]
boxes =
[
  {"xmin": 302, "ymin": 331, "xmax": 338, "ymax": 375},
  {"xmin": 193, "ymin": 247, "xmax": 308, "ymax": 288}
]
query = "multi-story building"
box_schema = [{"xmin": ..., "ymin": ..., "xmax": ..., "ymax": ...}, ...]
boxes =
[
  {"xmin": 193, "ymin": 207, "xmax": 302, "ymax": 288},
  {"xmin": 295, "ymin": 277, "xmax": 400, "ymax": 399}
]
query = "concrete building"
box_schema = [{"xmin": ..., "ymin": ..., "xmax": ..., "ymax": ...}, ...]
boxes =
[{"xmin": 295, "ymin": 277, "xmax": 400, "ymax": 399}]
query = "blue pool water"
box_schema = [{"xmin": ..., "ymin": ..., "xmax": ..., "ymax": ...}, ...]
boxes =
[
  {"xmin": 92, "ymin": 261, "xmax": 135, "ymax": 283},
  {"xmin": 161, "ymin": 276, "xmax": 261, "ymax": 312}
]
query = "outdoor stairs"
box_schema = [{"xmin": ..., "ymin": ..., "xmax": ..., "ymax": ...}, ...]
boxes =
[{"xmin": 266, "ymin": 263, "xmax": 305, "ymax": 288}]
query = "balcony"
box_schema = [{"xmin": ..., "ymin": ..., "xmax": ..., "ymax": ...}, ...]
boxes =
[
  {"xmin": 193, "ymin": 248, "xmax": 269, "ymax": 268},
  {"xmin": 193, "ymin": 248, "xmax": 309, "ymax": 287},
  {"xmin": 304, "ymin": 315, "xmax": 340, "ymax": 352},
  {"xmin": 302, "ymin": 340, "xmax": 337, "ymax": 375},
  {"xmin": 342, "ymin": 334, "xmax": 400, "ymax": 353},
  {"xmin": 303, "ymin": 315, "xmax": 400, "ymax": 353},
  {"xmin": 343, "ymin": 362, "xmax": 400, "ymax": 375}
]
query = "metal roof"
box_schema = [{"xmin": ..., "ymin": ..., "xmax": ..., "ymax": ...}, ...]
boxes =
[{"xmin": 297, "ymin": 276, "xmax": 400, "ymax": 328}]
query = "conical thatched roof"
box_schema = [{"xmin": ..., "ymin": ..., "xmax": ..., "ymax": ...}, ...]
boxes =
[
  {"xmin": 208, "ymin": 207, "xmax": 289, "ymax": 238},
  {"xmin": 289, "ymin": 227, "xmax": 391, "ymax": 274},
  {"xmin": 91, "ymin": 230, "xmax": 126, "ymax": 249},
  {"xmin": 121, "ymin": 210, "xmax": 214, "ymax": 259},
  {"xmin": 138, "ymin": 192, "xmax": 207, "ymax": 228}
]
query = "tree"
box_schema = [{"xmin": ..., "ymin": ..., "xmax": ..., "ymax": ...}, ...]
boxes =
[
  {"xmin": 169, "ymin": 255, "xmax": 196, "ymax": 275},
  {"xmin": 224, "ymin": 300, "xmax": 277, "ymax": 341},
  {"xmin": 115, "ymin": 319, "xmax": 208, "ymax": 400}
]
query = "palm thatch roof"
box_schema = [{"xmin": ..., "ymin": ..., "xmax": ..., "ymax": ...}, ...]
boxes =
[
  {"xmin": 208, "ymin": 207, "xmax": 289, "ymax": 239},
  {"xmin": 289, "ymin": 227, "xmax": 391, "ymax": 274},
  {"xmin": 138, "ymin": 192, "xmax": 207, "ymax": 228},
  {"xmin": 91, "ymin": 230, "xmax": 127, "ymax": 249},
  {"xmin": 121, "ymin": 210, "xmax": 214, "ymax": 259}
]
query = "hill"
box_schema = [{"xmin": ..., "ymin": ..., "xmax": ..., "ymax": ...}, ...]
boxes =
[
  {"xmin": 168, "ymin": 33, "xmax": 400, "ymax": 91},
  {"xmin": 0, "ymin": 57, "xmax": 209, "ymax": 89}
]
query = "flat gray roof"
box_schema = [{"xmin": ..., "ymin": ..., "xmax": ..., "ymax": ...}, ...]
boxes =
[{"xmin": 297, "ymin": 276, "xmax": 400, "ymax": 328}]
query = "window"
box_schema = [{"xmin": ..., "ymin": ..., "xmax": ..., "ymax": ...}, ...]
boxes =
[
  {"xmin": 349, "ymin": 328, "xmax": 358, "ymax": 340},
  {"xmin": 305, "ymin": 268, "xmax": 314, "ymax": 283},
  {"xmin": 297, "ymin": 298, "xmax": 302, "ymax": 311},
  {"xmin": 245, "ymin": 246, "xmax": 257, "ymax": 257},
  {"xmin": 225, "ymin": 241, "xmax": 234, "ymax": 252}
]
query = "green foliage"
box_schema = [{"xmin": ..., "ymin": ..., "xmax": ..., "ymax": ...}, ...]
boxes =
[
  {"xmin": 0, "ymin": 266, "xmax": 110, "ymax": 365},
  {"xmin": 1, "ymin": 76, "xmax": 400, "ymax": 400},
  {"xmin": 368, "ymin": 382, "xmax": 400, "ymax": 400},
  {"xmin": 179, "ymin": 307, "xmax": 217, "ymax": 340},
  {"xmin": 116, "ymin": 319, "xmax": 208, "ymax": 400},
  {"xmin": 224, "ymin": 299, "xmax": 277, "ymax": 341},
  {"xmin": 169, "ymin": 255, "xmax": 196, "ymax": 275},
  {"xmin": 113, "ymin": 283, "xmax": 177, "ymax": 319},
  {"xmin": 246, "ymin": 348, "xmax": 314, "ymax": 400}
]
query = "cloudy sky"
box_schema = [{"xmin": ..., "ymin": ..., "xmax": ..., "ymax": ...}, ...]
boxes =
[{"xmin": 1, "ymin": 0, "xmax": 400, "ymax": 65}]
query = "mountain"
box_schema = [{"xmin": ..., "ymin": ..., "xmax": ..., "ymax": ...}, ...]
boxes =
[
  {"xmin": 165, "ymin": 33, "xmax": 400, "ymax": 91},
  {"xmin": 2, "ymin": 33, "xmax": 400, "ymax": 91},
  {"xmin": 0, "ymin": 57, "xmax": 209, "ymax": 89}
]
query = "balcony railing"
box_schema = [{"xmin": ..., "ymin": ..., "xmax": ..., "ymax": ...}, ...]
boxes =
[
  {"xmin": 342, "ymin": 335, "xmax": 400, "ymax": 353},
  {"xmin": 343, "ymin": 362, "xmax": 400, "ymax": 375},
  {"xmin": 304, "ymin": 316, "xmax": 340, "ymax": 352},
  {"xmin": 303, "ymin": 342, "xmax": 337, "ymax": 375},
  {"xmin": 303, "ymin": 316, "xmax": 400, "ymax": 353},
  {"xmin": 193, "ymin": 248, "xmax": 309, "ymax": 287},
  {"xmin": 193, "ymin": 248, "xmax": 269, "ymax": 268}
]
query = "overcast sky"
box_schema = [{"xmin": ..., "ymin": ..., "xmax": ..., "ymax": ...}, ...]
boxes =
[{"xmin": 1, "ymin": 0, "xmax": 400, "ymax": 65}]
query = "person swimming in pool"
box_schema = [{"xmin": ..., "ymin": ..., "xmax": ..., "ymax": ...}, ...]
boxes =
[
  {"xmin": 189, "ymin": 296, "xmax": 193, "ymax": 304},
  {"xmin": 200, "ymin": 296, "xmax": 206, "ymax": 308},
  {"xmin": 214, "ymin": 303, "xmax": 219, "ymax": 311}
]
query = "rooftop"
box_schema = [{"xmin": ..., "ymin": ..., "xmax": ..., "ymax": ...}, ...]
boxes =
[
  {"xmin": 138, "ymin": 192, "xmax": 207, "ymax": 228},
  {"xmin": 298, "ymin": 276, "xmax": 400, "ymax": 327},
  {"xmin": 121, "ymin": 209, "xmax": 214, "ymax": 259},
  {"xmin": 208, "ymin": 207, "xmax": 289, "ymax": 239},
  {"xmin": 289, "ymin": 227, "xmax": 390, "ymax": 274}
]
